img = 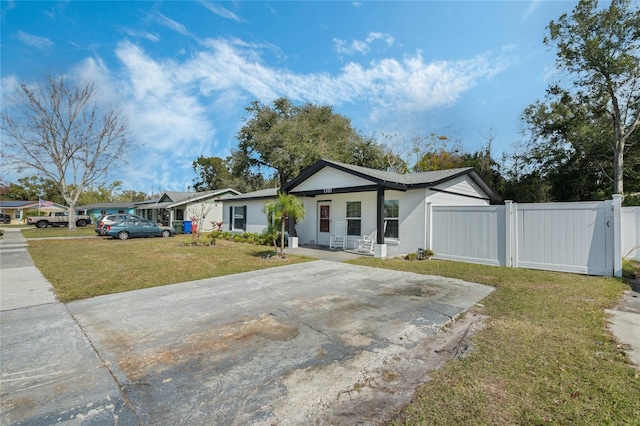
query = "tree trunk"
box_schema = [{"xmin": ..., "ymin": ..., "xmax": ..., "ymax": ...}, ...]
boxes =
[
  {"xmin": 68, "ymin": 204, "xmax": 77, "ymax": 230},
  {"xmin": 279, "ymin": 214, "xmax": 286, "ymax": 256},
  {"xmin": 613, "ymin": 141, "xmax": 624, "ymax": 195}
]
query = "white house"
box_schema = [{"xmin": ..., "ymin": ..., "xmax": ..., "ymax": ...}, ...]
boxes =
[
  {"xmin": 136, "ymin": 188, "xmax": 241, "ymax": 231},
  {"xmin": 222, "ymin": 188, "xmax": 279, "ymax": 234},
  {"xmin": 223, "ymin": 159, "xmax": 500, "ymax": 257}
]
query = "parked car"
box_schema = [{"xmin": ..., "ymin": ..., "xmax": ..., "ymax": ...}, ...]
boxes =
[
  {"xmin": 104, "ymin": 218, "xmax": 175, "ymax": 240},
  {"xmin": 0, "ymin": 213, "xmax": 11, "ymax": 224},
  {"xmin": 95, "ymin": 213, "xmax": 144, "ymax": 235}
]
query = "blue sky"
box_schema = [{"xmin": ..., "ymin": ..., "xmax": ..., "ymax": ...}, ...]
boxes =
[{"xmin": 1, "ymin": 1, "xmax": 580, "ymax": 194}]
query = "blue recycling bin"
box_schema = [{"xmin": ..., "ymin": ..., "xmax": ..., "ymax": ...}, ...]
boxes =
[{"xmin": 183, "ymin": 220, "xmax": 192, "ymax": 234}]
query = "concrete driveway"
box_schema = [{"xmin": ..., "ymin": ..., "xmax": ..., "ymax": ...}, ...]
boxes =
[
  {"xmin": 1, "ymin": 228, "xmax": 494, "ymax": 425},
  {"xmin": 67, "ymin": 261, "xmax": 493, "ymax": 424}
]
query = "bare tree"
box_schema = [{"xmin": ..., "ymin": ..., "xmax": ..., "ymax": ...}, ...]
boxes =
[{"xmin": 1, "ymin": 75, "xmax": 132, "ymax": 229}]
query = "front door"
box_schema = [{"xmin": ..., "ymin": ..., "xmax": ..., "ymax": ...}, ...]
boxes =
[{"xmin": 317, "ymin": 202, "xmax": 331, "ymax": 246}]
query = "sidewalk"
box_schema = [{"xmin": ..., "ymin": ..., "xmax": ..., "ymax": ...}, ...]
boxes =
[
  {"xmin": 606, "ymin": 279, "xmax": 640, "ymax": 370},
  {"xmin": 0, "ymin": 228, "xmax": 135, "ymax": 424}
]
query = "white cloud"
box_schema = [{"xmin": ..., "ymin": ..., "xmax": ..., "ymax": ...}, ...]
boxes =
[
  {"xmin": 0, "ymin": 74, "xmax": 19, "ymax": 101},
  {"xmin": 122, "ymin": 28, "xmax": 160, "ymax": 42},
  {"xmin": 114, "ymin": 37, "xmax": 505, "ymax": 135},
  {"xmin": 16, "ymin": 30, "xmax": 54, "ymax": 50},
  {"xmin": 200, "ymin": 1, "xmax": 244, "ymax": 22},
  {"xmin": 59, "ymin": 37, "xmax": 507, "ymax": 190},
  {"xmin": 334, "ymin": 32, "xmax": 395, "ymax": 56},
  {"xmin": 155, "ymin": 12, "xmax": 189, "ymax": 36},
  {"xmin": 522, "ymin": 0, "xmax": 542, "ymax": 22}
]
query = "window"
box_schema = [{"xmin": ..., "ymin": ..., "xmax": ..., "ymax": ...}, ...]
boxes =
[
  {"xmin": 384, "ymin": 200, "xmax": 399, "ymax": 239},
  {"xmin": 346, "ymin": 201, "xmax": 361, "ymax": 236},
  {"xmin": 230, "ymin": 206, "xmax": 246, "ymax": 231}
]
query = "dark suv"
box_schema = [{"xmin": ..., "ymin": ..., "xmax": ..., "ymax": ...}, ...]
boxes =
[
  {"xmin": 95, "ymin": 213, "xmax": 144, "ymax": 235},
  {"xmin": 0, "ymin": 213, "xmax": 11, "ymax": 224}
]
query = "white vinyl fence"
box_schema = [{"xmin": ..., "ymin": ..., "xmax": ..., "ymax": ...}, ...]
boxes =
[
  {"xmin": 426, "ymin": 196, "xmax": 629, "ymax": 277},
  {"xmin": 621, "ymin": 206, "xmax": 640, "ymax": 261}
]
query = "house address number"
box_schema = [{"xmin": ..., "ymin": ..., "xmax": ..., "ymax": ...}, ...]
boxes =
[{"xmin": 323, "ymin": 188, "xmax": 332, "ymax": 193}]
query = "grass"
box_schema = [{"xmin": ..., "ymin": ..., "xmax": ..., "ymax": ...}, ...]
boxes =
[
  {"xmin": 26, "ymin": 236, "xmax": 312, "ymax": 302},
  {"xmin": 348, "ymin": 257, "xmax": 640, "ymax": 425},
  {"xmin": 20, "ymin": 226, "xmax": 97, "ymax": 239}
]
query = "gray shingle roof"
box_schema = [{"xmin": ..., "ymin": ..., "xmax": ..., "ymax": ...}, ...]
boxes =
[
  {"xmin": 225, "ymin": 188, "xmax": 278, "ymax": 201},
  {"xmin": 321, "ymin": 159, "xmax": 473, "ymax": 185}
]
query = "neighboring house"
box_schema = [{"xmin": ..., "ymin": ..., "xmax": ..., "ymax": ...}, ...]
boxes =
[
  {"xmin": 224, "ymin": 159, "xmax": 500, "ymax": 257},
  {"xmin": 0, "ymin": 200, "xmax": 67, "ymax": 225},
  {"xmin": 222, "ymin": 188, "xmax": 279, "ymax": 234},
  {"xmin": 76, "ymin": 202, "xmax": 138, "ymax": 223},
  {"xmin": 135, "ymin": 189, "xmax": 241, "ymax": 230}
]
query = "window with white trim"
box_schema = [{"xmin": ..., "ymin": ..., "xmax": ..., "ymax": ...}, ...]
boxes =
[
  {"xmin": 384, "ymin": 200, "xmax": 399, "ymax": 239},
  {"xmin": 230, "ymin": 205, "xmax": 246, "ymax": 231},
  {"xmin": 346, "ymin": 201, "xmax": 361, "ymax": 236}
]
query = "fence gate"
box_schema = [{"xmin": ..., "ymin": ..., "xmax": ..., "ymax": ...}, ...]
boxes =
[{"xmin": 515, "ymin": 202, "xmax": 613, "ymax": 276}]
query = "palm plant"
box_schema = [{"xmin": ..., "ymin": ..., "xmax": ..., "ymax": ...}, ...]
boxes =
[{"xmin": 263, "ymin": 192, "xmax": 306, "ymax": 256}]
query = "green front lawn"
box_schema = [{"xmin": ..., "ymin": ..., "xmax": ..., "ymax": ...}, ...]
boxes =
[
  {"xmin": 27, "ymin": 237, "xmax": 312, "ymax": 302},
  {"xmin": 21, "ymin": 226, "xmax": 97, "ymax": 238}
]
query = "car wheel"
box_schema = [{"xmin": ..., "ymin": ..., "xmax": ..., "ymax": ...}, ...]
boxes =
[
  {"xmin": 161, "ymin": 230, "xmax": 171, "ymax": 238},
  {"xmin": 117, "ymin": 231, "xmax": 130, "ymax": 240},
  {"xmin": 3, "ymin": 218, "xmax": 10, "ymax": 224},
  {"xmin": 77, "ymin": 219, "xmax": 87, "ymax": 227},
  {"xmin": 36, "ymin": 221, "xmax": 48, "ymax": 229}
]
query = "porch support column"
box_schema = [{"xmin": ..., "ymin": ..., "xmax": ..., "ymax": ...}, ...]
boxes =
[{"xmin": 375, "ymin": 185, "xmax": 387, "ymax": 258}]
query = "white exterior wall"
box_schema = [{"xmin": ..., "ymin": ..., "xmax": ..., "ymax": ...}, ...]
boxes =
[
  {"xmin": 184, "ymin": 200, "xmax": 224, "ymax": 232},
  {"xmin": 620, "ymin": 206, "xmax": 640, "ymax": 261},
  {"xmin": 222, "ymin": 199, "xmax": 271, "ymax": 234},
  {"xmin": 296, "ymin": 193, "xmax": 378, "ymax": 249}
]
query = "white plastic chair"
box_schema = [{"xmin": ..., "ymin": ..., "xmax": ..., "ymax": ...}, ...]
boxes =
[
  {"xmin": 358, "ymin": 230, "xmax": 377, "ymax": 253},
  {"xmin": 329, "ymin": 221, "xmax": 347, "ymax": 250}
]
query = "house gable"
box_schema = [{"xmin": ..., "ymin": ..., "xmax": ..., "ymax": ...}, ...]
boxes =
[
  {"xmin": 428, "ymin": 175, "xmax": 491, "ymax": 204},
  {"xmin": 292, "ymin": 166, "xmax": 376, "ymax": 194}
]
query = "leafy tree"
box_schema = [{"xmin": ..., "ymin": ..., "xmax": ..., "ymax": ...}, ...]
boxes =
[
  {"xmin": 519, "ymin": 87, "xmax": 620, "ymax": 200},
  {"xmin": 1, "ymin": 75, "xmax": 132, "ymax": 229},
  {"xmin": 117, "ymin": 190, "xmax": 150, "ymax": 202},
  {"xmin": 263, "ymin": 192, "xmax": 305, "ymax": 256},
  {"xmin": 77, "ymin": 181, "xmax": 123, "ymax": 205},
  {"xmin": 192, "ymin": 155, "xmax": 274, "ymax": 193},
  {"xmin": 460, "ymin": 137, "xmax": 507, "ymax": 197},
  {"xmin": 543, "ymin": 0, "xmax": 640, "ymax": 195},
  {"xmin": 192, "ymin": 156, "xmax": 234, "ymax": 192},
  {"xmin": 2, "ymin": 176, "xmax": 64, "ymax": 203},
  {"xmin": 231, "ymin": 98, "xmax": 389, "ymax": 186}
]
